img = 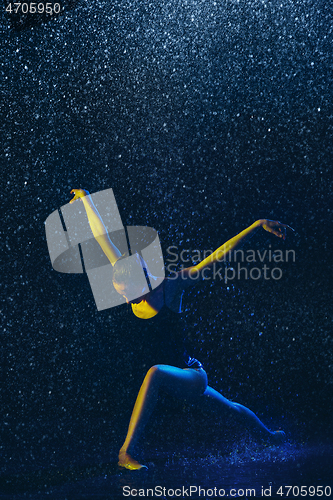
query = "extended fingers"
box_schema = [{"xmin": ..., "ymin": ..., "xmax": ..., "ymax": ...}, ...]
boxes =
[
  {"xmin": 284, "ymin": 223, "xmax": 295, "ymax": 232},
  {"xmin": 276, "ymin": 227, "xmax": 286, "ymax": 239},
  {"xmin": 276, "ymin": 222, "xmax": 295, "ymax": 239},
  {"xmin": 264, "ymin": 220, "xmax": 294, "ymax": 240},
  {"xmin": 278, "ymin": 222, "xmax": 295, "ymax": 238}
]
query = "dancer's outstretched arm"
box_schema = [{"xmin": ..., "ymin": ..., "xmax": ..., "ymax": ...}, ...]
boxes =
[
  {"xmin": 70, "ymin": 188, "xmax": 122, "ymax": 265},
  {"xmin": 181, "ymin": 219, "xmax": 294, "ymax": 285}
]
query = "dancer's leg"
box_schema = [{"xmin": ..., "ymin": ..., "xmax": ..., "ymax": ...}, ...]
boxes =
[
  {"xmin": 118, "ymin": 365, "xmax": 208, "ymax": 470},
  {"xmin": 201, "ymin": 386, "xmax": 285, "ymax": 441}
]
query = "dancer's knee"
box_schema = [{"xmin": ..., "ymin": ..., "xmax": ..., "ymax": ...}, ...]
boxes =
[{"xmin": 144, "ymin": 365, "xmax": 162, "ymax": 384}]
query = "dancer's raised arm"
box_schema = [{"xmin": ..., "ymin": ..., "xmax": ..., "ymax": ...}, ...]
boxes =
[
  {"xmin": 181, "ymin": 219, "xmax": 294, "ymax": 284},
  {"xmin": 70, "ymin": 189, "xmax": 122, "ymax": 265}
]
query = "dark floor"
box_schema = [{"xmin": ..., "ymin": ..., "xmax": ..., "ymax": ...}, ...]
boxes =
[{"xmin": 1, "ymin": 417, "xmax": 332, "ymax": 499}]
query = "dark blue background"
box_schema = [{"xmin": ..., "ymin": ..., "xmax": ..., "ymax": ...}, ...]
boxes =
[{"xmin": 1, "ymin": 0, "xmax": 332, "ymax": 496}]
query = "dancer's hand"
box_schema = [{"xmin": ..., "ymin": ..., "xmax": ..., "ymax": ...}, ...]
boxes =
[
  {"xmin": 260, "ymin": 219, "xmax": 294, "ymax": 240},
  {"xmin": 70, "ymin": 188, "xmax": 90, "ymax": 204}
]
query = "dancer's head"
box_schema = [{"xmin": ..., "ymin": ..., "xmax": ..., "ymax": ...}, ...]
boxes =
[{"xmin": 112, "ymin": 253, "xmax": 150, "ymax": 304}]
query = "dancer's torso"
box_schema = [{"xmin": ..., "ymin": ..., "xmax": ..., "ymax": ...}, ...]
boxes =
[{"xmin": 129, "ymin": 280, "xmax": 202, "ymax": 370}]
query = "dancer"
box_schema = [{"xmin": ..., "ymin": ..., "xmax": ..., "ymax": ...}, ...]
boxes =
[{"xmin": 70, "ymin": 188, "xmax": 293, "ymax": 470}]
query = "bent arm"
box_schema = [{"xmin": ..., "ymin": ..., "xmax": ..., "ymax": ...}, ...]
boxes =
[{"xmin": 70, "ymin": 189, "xmax": 122, "ymax": 265}]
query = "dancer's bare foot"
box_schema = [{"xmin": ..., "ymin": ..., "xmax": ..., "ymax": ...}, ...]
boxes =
[{"xmin": 118, "ymin": 450, "xmax": 148, "ymax": 470}]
